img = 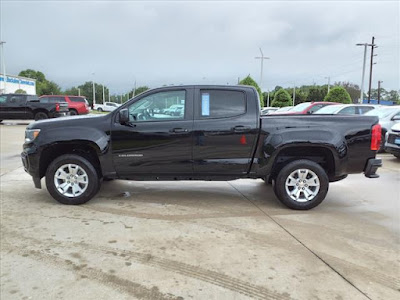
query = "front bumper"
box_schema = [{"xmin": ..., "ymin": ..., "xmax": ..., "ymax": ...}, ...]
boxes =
[
  {"xmin": 21, "ymin": 146, "xmax": 42, "ymax": 189},
  {"xmin": 364, "ymin": 158, "xmax": 382, "ymax": 178}
]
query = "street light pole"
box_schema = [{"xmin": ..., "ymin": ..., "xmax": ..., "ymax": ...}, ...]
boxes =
[
  {"xmin": 255, "ymin": 48, "xmax": 270, "ymax": 90},
  {"xmin": 102, "ymin": 85, "xmax": 105, "ymax": 104},
  {"xmin": 292, "ymin": 83, "xmax": 296, "ymax": 107},
  {"xmin": 325, "ymin": 76, "xmax": 331, "ymax": 93},
  {"xmin": 0, "ymin": 41, "xmax": 6, "ymax": 93},
  {"xmin": 356, "ymin": 41, "xmax": 374, "ymax": 104}
]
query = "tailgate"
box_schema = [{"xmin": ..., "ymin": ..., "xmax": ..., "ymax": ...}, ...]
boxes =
[{"xmin": 58, "ymin": 103, "xmax": 69, "ymax": 112}]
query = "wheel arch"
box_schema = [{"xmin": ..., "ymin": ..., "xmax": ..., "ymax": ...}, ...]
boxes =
[
  {"xmin": 268, "ymin": 145, "xmax": 336, "ymax": 183},
  {"xmin": 39, "ymin": 141, "xmax": 103, "ymax": 179}
]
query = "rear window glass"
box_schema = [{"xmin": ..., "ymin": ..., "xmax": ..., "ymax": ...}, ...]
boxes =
[
  {"xmin": 69, "ymin": 97, "xmax": 86, "ymax": 103},
  {"xmin": 200, "ymin": 90, "xmax": 246, "ymax": 118}
]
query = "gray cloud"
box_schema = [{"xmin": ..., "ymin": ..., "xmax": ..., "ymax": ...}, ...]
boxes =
[{"xmin": 1, "ymin": 0, "xmax": 399, "ymax": 93}]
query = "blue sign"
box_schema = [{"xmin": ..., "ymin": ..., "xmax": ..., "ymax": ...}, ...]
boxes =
[{"xmin": 0, "ymin": 75, "xmax": 35, "ymax": 86}]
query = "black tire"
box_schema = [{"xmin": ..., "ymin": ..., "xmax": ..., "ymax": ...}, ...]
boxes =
[
  {"xmin": 45, "ymin": 154, "xmax": 100, "ymax": 205},
  {"xmin": 69, "ymin": 109, "xmax": 78, "ymax": 116},
  {"xmin": 274, "ymin": 159, "xmax": 329, "ymax": 210},
  {"xmin": 34, "ymin": 112, "xmax": 48, "ymax": 121},
  {"xmin": 394, "ymin": 154, "xmax": 400, "ymax": 159},
  {"xmin": 97, "ymin": 108, "xmax": 103, "ymax": 112}
]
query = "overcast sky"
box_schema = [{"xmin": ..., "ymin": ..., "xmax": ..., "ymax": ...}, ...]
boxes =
[{"xmin": 1, "ymin": 0, "xmax": 399, "ymax": 94}]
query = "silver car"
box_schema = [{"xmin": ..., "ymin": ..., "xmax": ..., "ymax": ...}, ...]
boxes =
[
  {"xmin": 365, "ymin": 106, "xmax": 400, "ymax": 151},
  {"xmin": 316, "ymin": 104, "xmax": 378, "ymax": 115},
  {"xmin": 385, "ymin": 123, "xmax": 400, "ymax": 159}
]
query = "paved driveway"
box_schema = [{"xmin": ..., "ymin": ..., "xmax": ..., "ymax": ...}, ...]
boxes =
[{"xmin": 1, "ymin": 122, "xmax": 399, "ymax": 300}]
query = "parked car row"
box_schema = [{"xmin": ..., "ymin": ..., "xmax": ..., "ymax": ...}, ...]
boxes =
[{"xmin": 93, "ymin": 102, "xmax": 120, "ymax": 112}]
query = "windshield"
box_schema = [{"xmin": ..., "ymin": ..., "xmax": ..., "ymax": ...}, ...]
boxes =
[
  {"xmin": 290, "ymin": 102, "xmax": 311, "ymax": 112},
  {"xmin": 316, "ymin": 105, "xmax": 344, "ymax": 114},
  {"xmin": 365, "ymin": 107, "xmax": 399, "ymax": 119}
]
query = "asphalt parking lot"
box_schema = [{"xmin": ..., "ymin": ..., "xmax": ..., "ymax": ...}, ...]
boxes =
[{"xmin": 1, "ymin": 121, "xmax": 399, "ymax": 300}]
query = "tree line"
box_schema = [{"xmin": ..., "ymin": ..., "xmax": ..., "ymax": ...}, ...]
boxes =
[{"xmin": 17, "ymin": 69, "xmax": 400, "ymax": 107}]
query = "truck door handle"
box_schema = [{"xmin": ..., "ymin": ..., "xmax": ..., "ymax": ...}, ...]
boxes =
[
  {"xmin": 233, "ymin": 126, "xmax": 251, "ymax": 133},
  {"xmin": 171, "ymin": 128, "xmax": 188, "ymax": 133}
]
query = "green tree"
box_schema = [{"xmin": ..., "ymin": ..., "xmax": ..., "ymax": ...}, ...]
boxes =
[
  {"xmin": 18, "ymin": 69, "xmax": 60, "ymax": 96},
  {"xmin": 14, "ymin": 89, "xmax": 27, "ymax": 94},
  {"xmin": 324, "ymin": 86, "xmax": 352, "ymax": 104},
  {"xmin": 294, "ymin": 90, "xmax": 307, "ymax": 104},
  {"xmin": 335, "ymin": 81, "xmax": 360, "ymax": 103},
  {"xmin": 73, "ymin": 82, "xmax": 109, "ymax": 106},
  {"xmin": 133, "ymin": 86, "xmax": 150, "ymax": 96},
  {"xmin": 271, "ymin": 88, "xmax": 292, "ymax": 107},
  {"xmin": 386, "ymin": 90, "xmax": 400, "ymax": 103},
  {"xmin": 239, "ymin": 75, "xmax": 264, "ymax": 107},
  {"xmin": 307, "ymin": 87, "xmax": 326, "ymax": 102}
]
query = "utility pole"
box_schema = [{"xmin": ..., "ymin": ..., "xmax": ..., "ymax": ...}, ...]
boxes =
[
  {"xmin": 325, "ymin": 76, "xmax": 331, "ymax": 93},
  {"xmin": 78, "ymin": 88, "xmax": 80, "ymax": 96},
  {"xmin": 356, "ymin": 41, "xmax": 374, "ymax": 103},
  {"xmin": 292, "ymin": 83, "xmax": 296, "ymax": 107},
  {"xmin": 267, "ymin": 91, "xmax": 270, "ymax": 107},
  {"xmin": 367, "ymin": 36, "xmax": 377, "ymax": 103},
  {"xmin": 377, "ymin": 80, "xmax": 383, "ymax": 104},
  {"xmin": 92, "ymin": 73, "xmax": 96, "ymax": 106},
  {"xmin": 0, "ymin": 41, "xmax": 6, "ymax": 93},
  {"xmin": 102, "ymin": 85, "xmax": 105, "ymax": 104},
  {"xmin": 255, "ymin": 48, "xmax": 270, "ymax": 90}
]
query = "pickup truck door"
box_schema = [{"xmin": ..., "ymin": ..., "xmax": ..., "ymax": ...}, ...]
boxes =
[
  {"xmin": 193, "ymin": 88, "xmax": 259, "ymax": 175},
  {"xmin": 111, "ymin": 88, "xmax": 194, "ymax": 177},
  {"xmin": 0, "ymin": 95, "xmax": 27, "ymax": 119}
]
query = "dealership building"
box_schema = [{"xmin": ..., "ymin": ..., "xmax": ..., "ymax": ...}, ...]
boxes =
[{"xmin": 0, "ymin": 73, "xmax": 36, "ymax": 95}]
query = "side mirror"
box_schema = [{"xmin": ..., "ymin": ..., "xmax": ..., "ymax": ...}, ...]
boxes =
[
  {"xmin": 307, "ymin": 111, "xmax": 312, "ymax": 114},
  {"xmin": 119, "ymin": 108, "xmax": 129, "ymax": 124}
]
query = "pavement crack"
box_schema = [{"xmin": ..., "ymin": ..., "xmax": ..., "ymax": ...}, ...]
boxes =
[{"xmin": 227, "ymin": 182, "xmax": 373, "ymax": 300}]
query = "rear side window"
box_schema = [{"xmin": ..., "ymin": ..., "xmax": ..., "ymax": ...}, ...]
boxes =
[
  {"xmin": 69, "ymin": 97, "xmax": 86, "ymax": 103},
  {"xmin": 338, "ymin": 106, "xmax": 356, "ymax": 115},
  {"xmin": 49, "ymin": 97, "xmax": 66, "ymax": 103},
  {"xmin": 359, "ymin": 106, "xmax": 374, "ymax": 114},
  {"xmin": 199, "ymin": 90, "xmax": 246, "ymax": 118}
]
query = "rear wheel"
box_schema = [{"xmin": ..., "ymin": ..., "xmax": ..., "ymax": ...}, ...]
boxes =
[
  {"xmin": 34, "ymin": 112, "xmax": 48, "ymax": 121},
  {"xmin": 97, "ymin": 108, "xmax": 103, "ymax": 112},
  {"xmin": 45, "ymin": 154, "xmax": 100, "ymax": 205},
  {"xmin": 69, "ymin": 109, "xmax": 78, "ymax": 116},
  {"xmin": 274, "ymin": 159, "xmax": 329, "ymax": 210}
]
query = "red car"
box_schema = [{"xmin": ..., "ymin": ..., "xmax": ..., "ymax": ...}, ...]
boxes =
[
  {"xmin": 40, "ymin": 95, "xmax": 90, "ymax": 115},
  {"xmin": 272, "ymin": 102, "xmax": 339, "ymax": 115}
]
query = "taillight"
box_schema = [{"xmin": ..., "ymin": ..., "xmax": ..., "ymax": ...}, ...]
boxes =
[
  {"xmin": 371, "ymin": 124, "xmax": 382, "ymax": 151},
  {"xmin": 56, "ymin": 103, "xmax": 60, "ymax": 111}
]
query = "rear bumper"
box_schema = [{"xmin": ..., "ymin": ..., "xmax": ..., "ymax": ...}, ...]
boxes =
[
  {"xmin": 364, "ymin": 158, "xmax": 382, "ymax": 178},
  {"xmin": 51, "ymin": 111, "xmax": 70, "ymax": 118}
]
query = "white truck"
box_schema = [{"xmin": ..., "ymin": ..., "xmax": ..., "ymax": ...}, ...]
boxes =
[{"xmin": 93, "ymin": 102, "xmax": 120, "ymax": 112}]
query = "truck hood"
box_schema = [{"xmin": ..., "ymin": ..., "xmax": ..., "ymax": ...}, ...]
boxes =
[{"xmin": 27, "ymin": 114, "xmax": 109, "ymax": 130}]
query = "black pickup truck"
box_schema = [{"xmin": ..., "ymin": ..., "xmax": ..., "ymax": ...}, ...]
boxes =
[
  {"xmin": 0, "ymin": 93, "xmax": 69, "ymax": 121},
  {"xmin": 21, "ymin": 85, "xmax": 382, "ymax": 210}
]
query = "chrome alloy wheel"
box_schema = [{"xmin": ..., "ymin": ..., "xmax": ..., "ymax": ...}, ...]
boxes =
[
  {"xmin": 285, "ymin": 169, "xmax": 320, "ymax": 202},
  {"xmin": 54, "ymin": 164, "xmax": 89, "ymax": 197}
]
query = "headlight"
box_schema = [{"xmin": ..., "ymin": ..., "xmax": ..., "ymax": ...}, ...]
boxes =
[{"xmin": 25, "ymin": 129, "xmax": 41, "ymax": 143}]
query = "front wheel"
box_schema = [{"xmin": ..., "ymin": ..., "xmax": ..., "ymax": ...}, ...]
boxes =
[
  {"xmin": 274, "ymin": 159, "xmax": 329, "ymax": 210},
  {"xmin": 97, "ymin": 108, "xmax": 103, "ymax": 112},
  {"xmin": 45, "ymin": 154, "xmax": 100, "ymax": 205}
]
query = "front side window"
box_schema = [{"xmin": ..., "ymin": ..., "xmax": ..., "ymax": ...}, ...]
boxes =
[
  {"xmin": 128, "ymin": 90, "xmax": 186, "ymax": 122},
  {"xmin": 199, "ymin": 90, "xmax": 246, "ymax": 118},
  {"xmin": 0, "ymin": 95, "xmax": 6, "ymax": 103},
  {"xmin": 308, "ymin": 104, "xmax": 324, "ymax": 114}
]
